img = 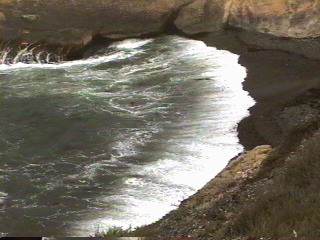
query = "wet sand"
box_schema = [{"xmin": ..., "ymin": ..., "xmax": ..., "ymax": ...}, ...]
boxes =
[{"xmin": 197, "ymin": 31, "xmax": 320, "ymax": 149}]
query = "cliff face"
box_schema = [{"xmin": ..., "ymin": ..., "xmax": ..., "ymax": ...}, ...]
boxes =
[
  {"xmin": 1, "ymin": 0, "xmax": 320, "ymax": 49},
  {"xmin": 0, "ymin": 0, "xmax": 226, "ymax": 47},
  {"xmin": 225, "ymin": 0, "xmax": 320, "ymax": 38},
  {"xmin": 174, "ymin": 0, "xmax": 226, "ymax": 34},
  {"xmin": 0, "ymin": 0, "xmax": 182, "ymax": 46}
]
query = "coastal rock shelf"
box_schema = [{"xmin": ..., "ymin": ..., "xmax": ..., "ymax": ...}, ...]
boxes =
[
  {"xmin": 0, "ymin": 0, "xmax": 224, "ymax": 47},
  {"xmin": 1, "ymin": 0, "xmax": 320, "ymax": 50}
]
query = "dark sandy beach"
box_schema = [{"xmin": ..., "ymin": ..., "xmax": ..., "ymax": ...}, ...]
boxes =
[{"xmin": 197, "ymin": 31, "xmax": 320, "ymax": 150}]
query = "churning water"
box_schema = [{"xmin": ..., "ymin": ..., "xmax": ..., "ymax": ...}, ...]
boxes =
[{"xmin": 0, "ymin": 36, "xmax": 254, "ymax": 236}]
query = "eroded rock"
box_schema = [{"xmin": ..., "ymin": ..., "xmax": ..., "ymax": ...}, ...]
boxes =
[
  {"xmin": 0, "ymin": 0, "xmax": 210, "ymax": 47},
  {"xmin": 1, "ymin": 0, "xmax": 320, "ymax": 53},
  {"xmin": 0, "ymin": 0, "xmax": 195, "ymax": 47},
  {"xmin": 174, "ymin": 0, "xmax": 227, "ymax": 34},
  {"xmin": 225, "ymin": 0, "xmax": 320, "ymax": 38}
]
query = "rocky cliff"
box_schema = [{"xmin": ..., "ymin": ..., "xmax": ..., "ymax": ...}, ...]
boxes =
[
  {"xmin": 1, "ymin": 0, "xmax": 320, "ymax": 49},
  {"xmin": 0, "ymin": 0, "xmax": 225, "ymax": 47},
  {"xmin": 226, "ymin": 0, "xmax": 320, "ymax": 38}
]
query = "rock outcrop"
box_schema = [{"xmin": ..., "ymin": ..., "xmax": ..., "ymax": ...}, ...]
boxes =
[
  {"xmin": 1, "ymin": 0, "xmax": 320, "ymax": 49},
  {"xmin": 0, "ymin": 0, "xmax": 226, "ymax": 47},
  {"xmin": 226, "ymin": 0, "xmax": 320, "ymax": 38},
  {"xmin": 174, "ymin": 0, "xmax": 226, "ymax": 34}
]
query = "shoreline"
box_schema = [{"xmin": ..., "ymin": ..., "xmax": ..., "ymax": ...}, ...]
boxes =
[
  {"xmin": 125, "ymin": 30, "xmax": 320, "ymax": 238},
  {"xmin": 196, "ymin": 30, "xmax": 320, "ymax": 150}
]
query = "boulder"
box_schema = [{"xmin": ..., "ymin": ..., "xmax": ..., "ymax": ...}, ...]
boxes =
[{"xmin": 174, "ymin": 0, "xmax": 227, "ymax": 34}]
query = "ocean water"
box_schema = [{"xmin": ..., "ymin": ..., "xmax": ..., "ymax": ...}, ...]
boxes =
[{"xmin": 0, "ymin": 35, "xmax": 254, "ymax": 236}]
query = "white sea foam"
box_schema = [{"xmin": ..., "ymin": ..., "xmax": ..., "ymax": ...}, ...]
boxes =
[
  {"xmin": 110, "ymin": 38, "xmax": 154, "ymax": 49},
  {"xmin": 0, "ymin": 192, "xmax": 8, "ymax": 205},
  {"xmin": 0, "ymin": 38, "xmax": 154, "ymax": 71},
  {"xmin": 0, "ymin": 35, "xmax": 255, "ymax": 236},
  {"xmin": 70, "ymin": 36, "xmax": 255, "ymax": 235}
]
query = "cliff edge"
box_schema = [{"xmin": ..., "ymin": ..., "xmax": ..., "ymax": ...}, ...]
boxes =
[
  {"xmin": 1, "ymin": 0, "xmax": 320, "ymax": 49},
  {"xmin": 0, "ymin": 0, "xmax": 224, "ymax": 47}
]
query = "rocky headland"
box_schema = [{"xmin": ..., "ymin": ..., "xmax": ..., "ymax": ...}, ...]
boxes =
[
  {"xmin": 1, "ymin": 0, "xmax": 320, "ymax": 238},
  {"xmin": 1, "ymin": 0, "xmax": 320, "ymax": 51}
]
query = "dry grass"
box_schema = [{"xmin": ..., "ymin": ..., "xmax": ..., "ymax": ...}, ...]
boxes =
[{"xmin": 229, "ymin": 131, "xmax": 320, "ymax": 238}]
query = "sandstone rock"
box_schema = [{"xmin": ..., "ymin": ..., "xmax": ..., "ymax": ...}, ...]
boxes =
[
  {"xmin": 174, "ymin": 0, "xmax": 227, "ymax": 34},
  {"xmin": 1, "ymin": 0, "xmax": 320, "ymax": 51},
  {"xmin": 0, "ymin": 0, "xmax": 228, "ymax": 48},
  {"xmin": 223, "ymin": 145, "xmax": 273, "ymax": 179},
  {"xmin": 225, "ymin": 0, "xmax": 320, "ymax": 38},
  {"xmin": 0, "ymin": 0, "xmax": 194, "ymax": 47}
]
